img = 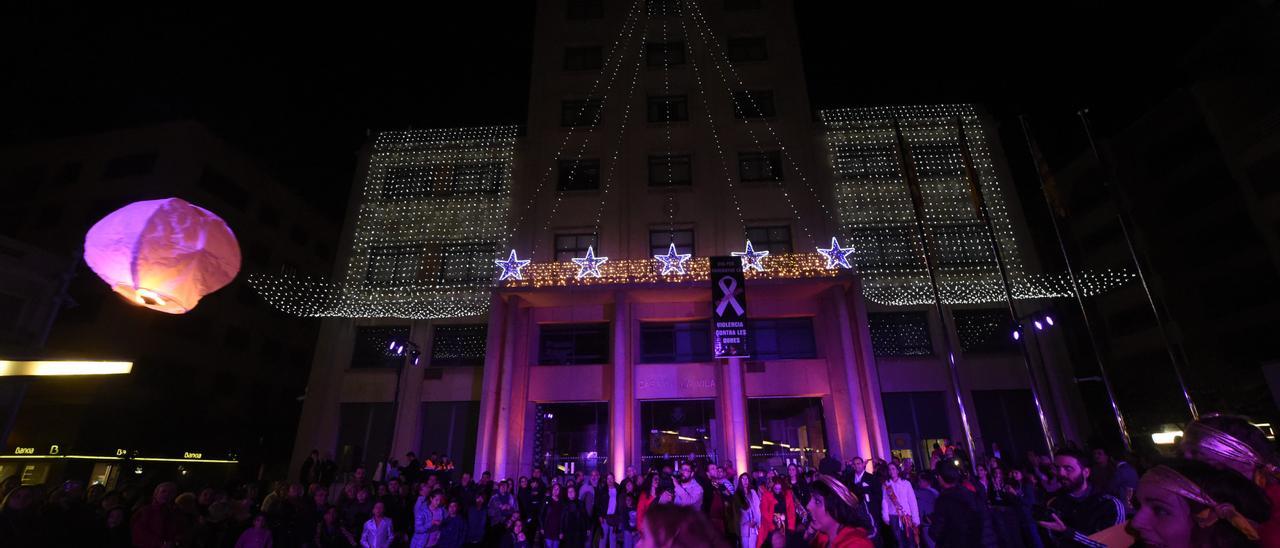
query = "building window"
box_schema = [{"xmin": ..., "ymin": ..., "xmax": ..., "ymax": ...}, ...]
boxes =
[
  {"xmin": 533, "ymin": 402, "xmax": 610, "ymax": 476},
  {"xmin": 351, "ymin": 325, "xmax": 410, "ymax": 368},
  {"xmin": 750, "ymin": 318, "xmax": 817, "ymax": 360},
  {"xmin": 727, "ymin": 37, "xmax": 767, "ymax": 62},
  {"xmin": 745, "ymin": 225, "xmax": 791, "ymax": 253},
  {"xmin": 539, "ymin": 323, "xmax": 610, "ymax": 365},
  {"xmin": 646, "ymin": 41, "xmax": 686, "ymax": 67},
  {"xmin": 738, "ymin": 151, "xmax": 783, "ymax": 181},
  {"xmin": 561, "ymin": 98, "xmax": 603, "ymax": 127},
  {"xmin": 747, "ymin": 397, "xmax": 828, "ymax": 470},
  {"xmin": 430, "ymin": 325, "xmax": 487, "ymax": 367},
  {"xmin": 649, "ymin": 229, "xmax": 694, "ymax": 256},
  {"xmin": 732, "ymin": 90, "xmax": 776, "ymax": 119},
  {"xmin": 724, "ymin": 0, "xmax": 761, "ymax": 9},
  {"xmin": 564, "ymin": 46, "xmax": 604, "ymax": 70},
  {"xmin": 365, "ymin": 243, "xmax": 424, "ymax": 285},
  {"xmin": 640, "ymin": 321, "xmax": 711, "ymax": 363},
  {"xmin": 102, "ymin": 152, "xmax": 157, "ymax": 179},
  {"xmin": 198, "ymin": 167, "xmax": 251, "ymax": 210},
  {"xmin": 647, "ymin": 95, "xmax": 689, "ymax": 123},
  {"xmin": 646, "ymin": 0, "xmax": 683, "ymax": 17},
  {"xmin": 554, "ymin": 233, "xmax": 598, "ymax": 261},
  {"xmin": 648, "ymin": 155, "xmax": 692, "ymax": 186},
  {"xmin": 566, "ymin": 0, "xmax": 603, "ymax": 19},
  {"xmin": 440, "ymin": 242, "xmax": 496, "ymax": 285},
  {"xmin": 954, "ymin": 309, "xmax": 1017, "ymax": 353},
  {"xmin": 868, "ymin": 312, "xmax": 933, "ymax": 357},
  {"xmin": 452, "ymin": 162, "xmax": 506, "ymax": 194},
  {"xmin": 557, "ymin": 159, "xmax": 601, "ymax": 191}
]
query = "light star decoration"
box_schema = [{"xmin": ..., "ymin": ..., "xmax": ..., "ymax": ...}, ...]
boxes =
[
  {"xmin": 731, "ymin": 240, "xmax": 769, "ymax": 272},
  {"xmin": 494, "ymin": 249, "xmax": 531, "ymax": 281},
  {"xmin": 571, "ymin": 246, "xmax": 608, "ymax": 279},
  {"xmin": 653, "ymin": 242, "xmax": 692, "ymax": 275},
  {"xmin": 817, "ymin": 237, "xmax": 855, "ymax": 269}
]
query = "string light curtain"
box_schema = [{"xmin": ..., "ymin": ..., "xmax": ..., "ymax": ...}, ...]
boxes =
[{"xmin": 819, "ymin": 105, "xmax": 1132, "ymax": 305}]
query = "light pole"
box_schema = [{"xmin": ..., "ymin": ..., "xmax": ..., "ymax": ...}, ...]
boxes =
[{"xmin": 385, "ymin": 339, "xmax": 420, "ymax": 471}]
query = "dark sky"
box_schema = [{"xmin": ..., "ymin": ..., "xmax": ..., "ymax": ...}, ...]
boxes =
[{"xmin": 2, "ymin": 2, "xmax": 1246, "ymax": 220}]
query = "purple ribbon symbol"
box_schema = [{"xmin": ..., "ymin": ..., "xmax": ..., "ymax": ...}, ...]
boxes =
[{"xmin": 716, "ymin": 276, "xmax": 744, "ymax": 316}]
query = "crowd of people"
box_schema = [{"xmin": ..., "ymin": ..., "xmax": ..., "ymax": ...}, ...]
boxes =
[{"xmin": 1, "ymin": 414, "xmax": 1278, "ymax": 547}]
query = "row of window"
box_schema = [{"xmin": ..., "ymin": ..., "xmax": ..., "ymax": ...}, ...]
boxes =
[
  {"xmin": 557, "ymin": 150, "xmax": 782, "ymax": 191},
  {"xmin": 562, "ymin": 38, "xmax": 767, "ymax": 72},
  {"xmin": 561, "ymin": 90, "xmax": 775, "ymax": 126},
  {"xmin": 553, "ymin": 225, "xmax": 789, "ymax": 261},
  {"xmin": 349, "ymin": 316, "xmax": 815, "ymax": 369},
  {"xmin": 866, "ymin": 310, "xmax": 1020, "ymax": 356},
  {"xmin": 566, "ymin": 0, "xmax": 761, "ymax": 20}
]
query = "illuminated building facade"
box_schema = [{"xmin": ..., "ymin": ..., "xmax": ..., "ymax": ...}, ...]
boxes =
[{"xmin": 281, "ymin": 0, "xmax": 1104, "ymax": 479}]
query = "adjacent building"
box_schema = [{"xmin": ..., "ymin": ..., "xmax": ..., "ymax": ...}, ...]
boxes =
[{"xmin": 0, "ymin": 121, "xmax": 337, "ymax": 485}]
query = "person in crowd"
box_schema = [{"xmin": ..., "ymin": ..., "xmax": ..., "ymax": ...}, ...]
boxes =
[
  {"xmin": 317, "ymin": 505, "xmax": 358, "ymax": 548},
  {"xmin": 346, "ymin": 486, "xmax": 375, "ymax": 532},
  {"xmin": 361, "ymin": 500, "xmax": 394, "ymax": 548},
  {"xmin": 1037, "ymin": 448, "xmax": 1125, "ymax": 544},
  {"xmin": 789, "ymin": 464, "xmax": 812, "ymax": 510},
  {"xmin": 621, "ymin": 493, "xmax": 640, "ymax": 548},
  {"xmin": 439, "ymin": 500, "xmax": 467, "ymax": 548},
  {"xmin": 488, "ymin": 481, "xmax": 518, "ymax": 536},
  {"xmin": 403, "ymin": 452, "xmax": 421, "ymax": 484},
  {"xmin": 542, "ymin": 482, "xmax": 567, "ymax": 547},
  {"xmin": 1002, "ymin": 468, "xmax": 1042, "ymax": 548},
  {"xmin": 526, "ymin": 475, "xmax": 545, "ymax": 537},
  {"xmin": 674, "ymin": 462, "xmax": 705, "ymax": 509},
  {"xmin": 637, "ymin": 472, "xmax": 658, "ymax": 529},
  {"xmin": 465, "ymin": 494, "xmax": 488, "ymax": 547},
  {"xmin": 637, "ymin": 502, "xmax": 729, "ymax": 548},
  {"xmin": 561, "ymin": 484, "xmax": 589, "ymax": 548},
  {"xmin": 412, "ymin": 488, "xmax": 445, "ymax": 548},
  {"xmin": 132, "ymin": 481, "xmax": 185, "ymax": 548},
  {"xmin": 735, "ymin": 473, "xmax": 762, "ymax": 548},
  {"xmin": 1125, "ymin": 459, "xmax": 1271, "ymax": 548},
  {"xmin": 102, "ymin": 506, "xmax": 132, "ymax": 548},
  {"xmin": 913, "ymin": 472, "xmax": 938, "ymax": 548},
  {"xmin": 598, "ymin": 472, "xmax": 624, "ymax": 547},
  {"xmin": 843, "ymin": 457, "xmax": 884, "ymax": 538},
  {"xmin": 303, "ymin": 450, "xmax": 321, "ymax": 484},
  {"xmin": 453, "ymin": 472, "xmax": 479, "ymax": 506},
  {"xmin": 802, "ymin": 474, "xmax": 874, "ymax": 548},
  {"xmin": 1, "ymin": 485, "xmax": 41, "ymax": 546},
  {"xmin": 503, "ymin": 518, "xmax": 530, "ymax": 548},
  {"xmin": 580, "ymin": 470, "xmax": 598, "ymax": 546},
  {"xmin": 820, "ymin": 454, "xmax": 843, "ymax": 478},
  {"xmin": 235, "ymin": 513, "xmax": 274, "ymax": 548},
  {"xmin": 758, "ymin": 477, "xmax": 796, "ymax": 547},
  {"xmin": 881, "ymin": 461, "xmax": 920, "ymax": 548},
  {"xmin": 479, "ymin": 472, "xmax": 495, "ymax": 499},
  {"xmin": 707, "ymin": 463, "xmax": 732, "ymax": 538},
  {"xmin": 1181, "ymin": 413, "xmax": 1280, "ymax": 545},
  {"xmin": 626, "ymin": 466, "xmax": 640, "ymax": 488},
  {"xmin": 928, "ymin": 463, "xmax": 988, "ymax": 547}
]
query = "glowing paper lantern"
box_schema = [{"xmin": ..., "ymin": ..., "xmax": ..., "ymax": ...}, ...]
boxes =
[{"xmin": 84, "ymin": 198, "xmax": 240, "ymax": 314}]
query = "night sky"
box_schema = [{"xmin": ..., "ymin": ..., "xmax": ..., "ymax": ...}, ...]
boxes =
[{"xmin": 2, "ymin": 2, "xmax": 1243, "ymax": 219}]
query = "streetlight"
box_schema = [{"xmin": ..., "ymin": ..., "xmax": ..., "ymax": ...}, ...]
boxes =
[{"xmin": 384, "ymin": 339, "xmax": 421, "ymax": 474}]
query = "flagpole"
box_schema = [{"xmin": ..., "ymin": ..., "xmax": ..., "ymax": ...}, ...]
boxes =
[
  {"xmin": 1019, "ymin": 115, "xmax": 1132, "ymax": 453},
  {"xmin": 1077, "ymin": 109, "xmax": 1199, "ymax": 421},
  {"xmin": 891, "ymin": 118, "xmax": 978, "ymax": 470},
  {"xmin": 955, "ymin": 116, "xmax": 1057, "ymax": 456}
]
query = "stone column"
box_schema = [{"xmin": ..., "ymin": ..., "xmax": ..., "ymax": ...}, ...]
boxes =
[
  {"xmin": 289, "ymin": 318, "xmax": 356, "ymax": 479},
  {"xmin": 610, "ymin": 291, "xmax": 630, "ymax": 478},
  {"xmin": 493, "ymin": 295, "xmax": 523, "ymax": 479},
  {"xmin": 474, "ymin": 292, "xmax": 507, "ymax": 475},
  {"xmin": 724, "ymin": 357, "xmax": 749, "ymax": 471},
  {"xmin": 829, "ymin": 285, "xmax": 873, "ymax": 458}
]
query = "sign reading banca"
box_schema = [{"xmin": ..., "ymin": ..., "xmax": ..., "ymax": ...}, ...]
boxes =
[{"xmin": 711, "ymin": 256, "xmax": 750, "ymax": 358}]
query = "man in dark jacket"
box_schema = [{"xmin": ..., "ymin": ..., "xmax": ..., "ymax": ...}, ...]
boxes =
[
  {"xmin": 843, "ymin": 457, "xmax": 885, "ymax": 539},
  {"xmin": 1040, "ymin": 448, "xmax": 1124, "ymax": 546},
  {"xmin": 928, "ymin": 464, "xmax": 988, "ymax": 547}
]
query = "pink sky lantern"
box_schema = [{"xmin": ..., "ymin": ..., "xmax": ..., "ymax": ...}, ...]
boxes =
[{"xmin": 84, "ymin": 198, "xmax": 241, "ymax": 314}]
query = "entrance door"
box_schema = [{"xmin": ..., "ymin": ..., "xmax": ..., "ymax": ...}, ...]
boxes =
[
  {"xmin": 532, "ymin": 402, "xmax": 609, "ymax": 476},
  {"xmin": 639, "ymin": 400, "xmax": 720, "ymax": 471},
  {"xmin": 881, "ymin": 391, "xmax": 950, "ymax": 470},
  {"xmin": 746, "ymin": 397, "xmax": 828, "ymax": 471},
  {"xmin": 972, "ymin": 389, "xmax": 1049, "ymax": 461}
]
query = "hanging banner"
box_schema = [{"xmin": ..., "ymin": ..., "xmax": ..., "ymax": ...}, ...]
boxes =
[{"xmin": 711, "ymin": 256, "xmax": 750, "ymax": 358}]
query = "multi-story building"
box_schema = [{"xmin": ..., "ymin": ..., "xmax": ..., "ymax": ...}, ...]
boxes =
[
  {"xmin": 0, "ymin": 121, "xmax": 337, "ymax": 484},
  {"xmin": 274, "ymin": 0, "xmax": 1111, "ymax": 480}
]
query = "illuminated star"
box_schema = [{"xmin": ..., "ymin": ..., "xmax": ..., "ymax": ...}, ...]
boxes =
[
  {"xmin": 494, "ymin": 249, "xmax": 530, "ymax": 281},
  {"xmin": 817, "ymin": 237, "xmax": 855, "ymax": 269},
  {"xmin": 571, "ymin": 246, "xmax": 608, "ymax": 279},
  {"xmin": 654, "ymin": 242, "xmax": 692, "ymax": 276},
  {"xmin": 731, "ymin": 240, "xmax": 769, "ymax": 272}
]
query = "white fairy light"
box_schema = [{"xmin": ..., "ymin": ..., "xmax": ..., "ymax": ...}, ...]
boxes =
[
  {"xmin": 816, "ymin": 237, "xmax": 855, "ymax": 269},
  {"xmin": 654, "ymin": 242, "xmax": 692, "ymax": 275},
  {"xmin": 571, "ymin": 246, "xmax": 609, "ymax": 279},
  {"xmin": 731, "ymin": 240, "xmax": 769, "ymax": 272},
  {"xmin": 495, "ymin": 249, "xmax": 531, "ymax": 281}
]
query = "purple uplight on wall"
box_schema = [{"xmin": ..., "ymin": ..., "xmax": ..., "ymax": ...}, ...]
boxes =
[{"xmin": 83, "ymin": 197, "xmax": 240, "ymax": 314}]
